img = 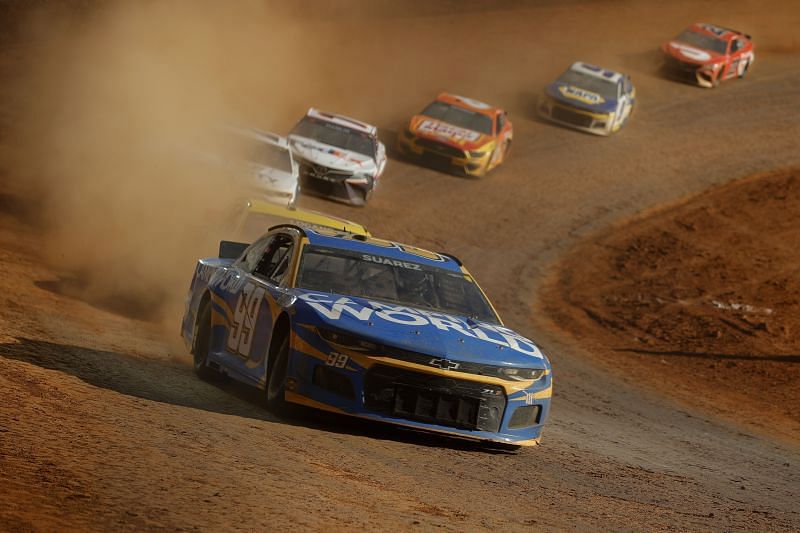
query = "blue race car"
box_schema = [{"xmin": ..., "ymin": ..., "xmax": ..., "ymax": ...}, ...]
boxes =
[
  {"xmin": 181, "ymin": 225, "xmax": 552, "ymax": 446},
  {"xmin": 538, "ymin": 61, "xmax": 636, "ymax": 135}
]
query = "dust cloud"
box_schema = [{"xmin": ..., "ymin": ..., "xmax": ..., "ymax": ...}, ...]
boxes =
[
  {"xmin": 3, "ymin": 0, "xmax": 536, "ymax": 334},
  {"xmin": 10, "ymin": 0, "xmax": 779, "ymax": 335},
  {"xmin": 4, "ymin": 1, "xmax": 340, "ymax": 329}
]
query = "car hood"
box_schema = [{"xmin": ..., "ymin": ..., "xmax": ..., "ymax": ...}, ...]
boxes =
[
  {"xmin": 408, "ymin": 115, "xmax": 492, "ymax": 151},
  {"xmin": 662, "ymin": 40, "xmax": 722, "ymax": 64},
  {"xmin": 291, "ymin": 290, "xmax": 548, "ymax": 368},
  {"xmin": 252, "ymin": 165, "xmax": 296, "ymax": 193},
  {"xmin": 545, "ymin": 81, "xmax": 618, "ymax": 113},
  {"xmin": 288, "ymin": 135, "xmax": 377, "ymax": 174}
]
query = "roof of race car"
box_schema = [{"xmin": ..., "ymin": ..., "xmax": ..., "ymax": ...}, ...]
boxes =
[
  {"xmin": 306, "ymin": 108, "xmax": 377, "ymax": 136},
  {"xmin": 435, "ymin": 93, "xmax": 499, "ymax": 117},
  {"xmin": 300, "ymin": 227, "xmax": 463, "ymax": 272},
  {"xmin": 568, "ymin": 62, "xmax": 624, "ymax": 84},
  {"xmin": 689, "ymin": 22, "xmax": 748, "ymax": 41}
]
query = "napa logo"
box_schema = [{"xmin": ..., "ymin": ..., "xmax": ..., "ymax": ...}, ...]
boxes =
[{"xmin": 559, "ymin": 85, "xmax": 605, "ymax": 105}]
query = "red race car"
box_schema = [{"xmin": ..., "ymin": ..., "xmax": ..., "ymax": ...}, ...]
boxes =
[{"xmin": 661, "ymin": 23, "xmax": 754, "ymax": 88}]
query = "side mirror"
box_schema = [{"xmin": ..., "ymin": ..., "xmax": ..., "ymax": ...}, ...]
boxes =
[{"xmin": 219, "ymin": 240, "xmax": 249, "ymax": 260}]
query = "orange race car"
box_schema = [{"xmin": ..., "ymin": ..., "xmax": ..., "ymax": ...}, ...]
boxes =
[{"xmin": 396, "ymin": 93, "xmax": 512, "ymax": 177}]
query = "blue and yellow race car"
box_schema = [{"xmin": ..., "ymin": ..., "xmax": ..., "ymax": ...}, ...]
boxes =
[
  {"xmin": 538, "ymin": 61, "xmax": 636, "ymax": 135},
  {"xmin": 181, "ymin": 225, "xmax": 552, "ymax": 446}
]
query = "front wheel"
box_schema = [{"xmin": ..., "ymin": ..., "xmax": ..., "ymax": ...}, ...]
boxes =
[
  {"xmin": 266, "ymin": 334, "xmax": 290, "ymax": 412},
  {"xmin": 193, "ymin": 302, "xmax": 218, "ymax": 381}
]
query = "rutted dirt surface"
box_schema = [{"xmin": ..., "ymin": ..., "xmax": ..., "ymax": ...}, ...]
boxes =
[
  {"xmin": 2, "ymin": 0, "xmax": 800, "ymax": 530},
  {"xmin": 547, "ymin": 168, "xmax": 800, "ymax": 444}
]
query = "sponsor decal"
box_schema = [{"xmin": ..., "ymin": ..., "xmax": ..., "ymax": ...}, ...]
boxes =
[
  {"xmin": 295, "ymin": 140, "xmax": 369, "ymax": 167},
  {"xmin": 362, "ymin": 254, "xmax": 422, "ymax": 270},
  {"xmin": 217, "ymin": 270, "xmax": 247, "ymax": 293},
  {"xmin": 307, "ymin": 228, "xmax": 447, "ymax": 263},
  {"xmin": 558, "ymin": 85, "xmax": 605, "ymax": 105},
  {"xmin": 196, "ymin": 263, "xmax": 216, "ymax": 283},
  {"xmin": 298, "ymin": 293, "xmax": 544, "ymax": 359},
  {"xmin": 669, "ymin": 42, "xmax": 712, "ymax": 62},
  {"xmin": 418, "ymin": 119, "xmax": 481, "ymax": 143},
  {"xmin": 428, "ymin": 358, "xmax": 460, "ymax": 370}
]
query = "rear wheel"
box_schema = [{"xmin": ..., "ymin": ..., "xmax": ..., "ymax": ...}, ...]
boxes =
[
  {"xmin": 192, "ymin": 301, "xmax": 218, "ymax": 381},
  {"xmin": 266, "ymin": 332, "xmax": 290, "ymax": 412}
]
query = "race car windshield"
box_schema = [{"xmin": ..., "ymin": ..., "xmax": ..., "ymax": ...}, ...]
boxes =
[
  {"xmin": 421, "ymin": 101, "xmax": 493, "ymax": 135},
  {"xmin": 557, "ymin": 70, "xmax": 618, "ymax": 101},
  {"xmin": 246, "ymin": 141, "xmax": 293, "ymax": 173},
  {"xmin": 296, "ymin": 246, "xmax": 500, "ymax": 324},
  {"xmin": 291, "ymin": 117, "xmax": 376, "ymax": 158},
  {"xmin": 675, "ymin": 29, "xmax": 728, "ymax": 55}
]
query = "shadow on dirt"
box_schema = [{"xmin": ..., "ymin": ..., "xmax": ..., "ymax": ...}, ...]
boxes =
[
  {"xmin": 616, "ymin": 347, "xmax": 800, "ymax": 363},
  {"xmin": 0, "ymin": 337, "xmax": 518, "ymax": 454}
]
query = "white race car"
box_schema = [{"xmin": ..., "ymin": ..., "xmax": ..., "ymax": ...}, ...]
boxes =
[
  {"xmin": 289, "ymin": 108, "xmax": 387, "ymax": 206},
  {"xmin": 232, "ymin": 128, "xmax": 300, "ymax": 207}
]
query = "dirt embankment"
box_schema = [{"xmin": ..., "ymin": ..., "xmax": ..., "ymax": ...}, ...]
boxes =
[{"xmin": 547, "ymin": 168, "xmax": 800, "ymax": 442}]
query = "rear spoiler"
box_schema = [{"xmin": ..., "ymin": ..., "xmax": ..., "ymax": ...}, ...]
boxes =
[{"xmin": 219, "ymin": 240, "xmax": 249, "ymax": 260}]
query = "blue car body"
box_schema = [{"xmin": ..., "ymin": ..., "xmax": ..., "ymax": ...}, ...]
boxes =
[{"xmin": 182, "ymin": 225, "xmax": 552, "ymax": 446}]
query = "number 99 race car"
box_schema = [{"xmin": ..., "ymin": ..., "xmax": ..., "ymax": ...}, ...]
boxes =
[{"xmin": 181, "ymin": 225, "xmax": 552, "ymax": 446}]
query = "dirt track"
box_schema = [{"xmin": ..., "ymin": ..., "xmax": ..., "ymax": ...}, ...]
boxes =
[{"xmin": 2, "ymin": 1, "xmax": 800, "ymax": 530}]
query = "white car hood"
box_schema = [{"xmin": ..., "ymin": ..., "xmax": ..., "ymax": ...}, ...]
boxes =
[
  {"xmin": 668, "ymin": 41, "xmax": 713, "ymax": 62},
  {"xmin": 289, "ymin": 135, "xmax": 377, "ymax": 174},
  {"xmin": 252, "ymin": 164, "xmax": 296, "ymax": 194}
]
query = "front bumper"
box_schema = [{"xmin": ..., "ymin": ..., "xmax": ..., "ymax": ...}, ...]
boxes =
[
  {"xmin": 297, "ymin": 160, "xmax": 373, "ymax": 206},
  {"xmin": 247, "ymin": 184, "xmax": 297, "ymax": 207},
  {"xmin": 661, "ymin": 56, "xmax": 716, "ymax": 88},
  {"xmin": 285, "ymin": 328, "xmax": 552, "ymax": 446},
  {"xmin": 396, "ymin": 131, "xmax": 491, "ymax": 177},
  {"xmin": 538, "ymin": 97, "xmax": 613, "ymax": 136}
]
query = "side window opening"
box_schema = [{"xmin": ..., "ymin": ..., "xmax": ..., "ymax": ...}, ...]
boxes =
[
  {"xmin": 254, "ymin": 234, "xmax": 294, "ymax": 285},
  {"xmin": 237, "ymin": 236, "xmax": 273, "ymax": 273}
]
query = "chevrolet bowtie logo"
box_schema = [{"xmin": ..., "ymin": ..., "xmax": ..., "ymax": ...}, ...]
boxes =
[{"xmin": 428, "ymin": 358, "xmax": 460, "ymax": 370}]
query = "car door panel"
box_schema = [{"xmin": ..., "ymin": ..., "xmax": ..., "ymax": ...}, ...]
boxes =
[{"xmin": 205, "ymin": 233, "xmax": 296, "ymax": 387}]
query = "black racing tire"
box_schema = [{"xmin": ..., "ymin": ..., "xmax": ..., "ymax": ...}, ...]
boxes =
[
  {"xmin": 265, "ymin": 332, "xmax": 290, "ymax": 412},
  {"xmin": 192, "ymin": 301, "xmax": 218, "ymax": 381}
]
